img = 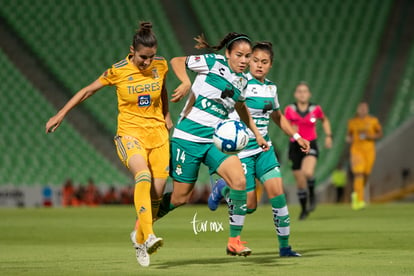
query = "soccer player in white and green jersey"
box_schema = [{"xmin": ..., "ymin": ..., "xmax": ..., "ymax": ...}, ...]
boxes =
[
  {"xmin": 156, "ymin": 33, "xmax": 269, "ymax": 256},
  {"xmin": 208, "ymin": 42, "xmax": 310, "ymax": 257}
]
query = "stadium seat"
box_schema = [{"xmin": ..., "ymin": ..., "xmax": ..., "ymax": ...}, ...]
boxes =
[
  {"xmin": 0, "ymin": 49, "xmax": 130, "ymax": 186},
  {"xmin": 190, "ymin": 0, "xmax": 392, "ymax": 183}
]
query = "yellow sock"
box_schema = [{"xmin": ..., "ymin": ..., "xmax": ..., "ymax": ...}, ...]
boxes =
[
  {"xmin": 134, "ymin": 170, "xmax": 153, "ymax": 241},
  {"xmin": 151, "ymin": 198, "xmax": 162, "ymax": 221},
  {"xmin": 353, "ymin": 176, "xmax": 365, "ymax": 202},
  {"xmin": 134, "ymin": 219, "xmax": 145, "ymax": 244}
]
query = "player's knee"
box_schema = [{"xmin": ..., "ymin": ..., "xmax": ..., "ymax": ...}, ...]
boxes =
[{"xmin": 227, "ymin": 176, "xmax": 246, "ymax": 190}]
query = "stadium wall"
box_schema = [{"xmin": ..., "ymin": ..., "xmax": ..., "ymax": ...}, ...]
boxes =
[{"xmin": 369, "ymin": 117, "xmax": 414, "ymax": 201}]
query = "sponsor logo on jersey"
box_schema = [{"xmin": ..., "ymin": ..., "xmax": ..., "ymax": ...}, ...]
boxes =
[
  {"xmin": 138, "ymin": 95, "xmax": 151, "ymax": 107},
  {"xmin": 194, "ymin": 56, "xmax": 201, "ymax": 62},
  {"xmin": 127, "ymin": 81, "xmax": 160, "ymax": 94},
  {"xmin": 200, "ymin": 98, "xmax": 227, "ymax": 116}
]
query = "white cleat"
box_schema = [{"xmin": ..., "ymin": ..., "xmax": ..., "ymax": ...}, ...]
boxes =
[
  {"xmin": 145, "ymin": 234, "xmax": 163, "ymax": 255},
  {"xmin": 130, "ymin": 231, "xmax": 150, "ymax": 267}
]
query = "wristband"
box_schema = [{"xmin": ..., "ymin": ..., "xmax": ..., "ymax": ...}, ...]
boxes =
[{"xmin": 293, "ymin": 133, "xmax": 301, "ymax": 141}]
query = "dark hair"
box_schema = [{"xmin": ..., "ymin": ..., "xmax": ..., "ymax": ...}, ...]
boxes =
[
  {"xmin": 132, "ymin": 21, "xmax": 157, "ymax": 50},
  {"xmin": 252, "ymin": 41, "xmax": 274, "ymax": 63},
  {"xmin": 296, "ymin": 81, "xmax": 311, "ymax": 91},
  {"xmin": 194, "ymin": 32, "xmax": 251, "ymax": 52}
]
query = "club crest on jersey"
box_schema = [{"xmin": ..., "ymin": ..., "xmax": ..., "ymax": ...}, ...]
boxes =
[
  {"xmin": 194, "ymin": 56, "xmax": 201, "ymax": 62},
  {"xmin": 128, "ymin": 76, "xmax": 134, "ymax": 81},
  {"xmin": 232, "ymin": 77, "xmax": 247, "ymax": 91},
  {"xmin": 138, "ymin": 95, "xmax": 151, "ymax": 107},
  {"xmin": 152, "ymin": 68, "xmax": 159, "ymax": 79}
]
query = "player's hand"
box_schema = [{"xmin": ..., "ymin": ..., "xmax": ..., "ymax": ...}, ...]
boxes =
[
  {"xmin": 325, "ymin": 136, "xmax": 333, "ymax": 149},
  {"xmin": 45, "ymin": 115, "xmax": 63, "ymax": 133},
  {"xmin": 257, "ymin": 136, "xmax": 270, "ymax": 152},
  {"xmin": 298, "ymin": 138, "xmax": 310, "ymax": 153},
  {"xmin": 171, "ymin": 81, "xmax": 191, "ymax": 102}
]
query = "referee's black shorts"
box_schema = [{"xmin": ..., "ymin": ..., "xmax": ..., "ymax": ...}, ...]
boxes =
[{"xmin": 288, "ymin": 139, "xmax": 319, "ymax": 170}]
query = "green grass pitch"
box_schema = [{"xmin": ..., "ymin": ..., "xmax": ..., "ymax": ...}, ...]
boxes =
[{"xmin": 1, "ymin": 203, "xmax": 413, "ymax": 275}]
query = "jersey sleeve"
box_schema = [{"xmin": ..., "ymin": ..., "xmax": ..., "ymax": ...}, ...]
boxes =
[
  {"xmin": 99, "ymin": 66, "xmax": 122, "ymax": 86},
  {"xmin": 315, "ymin": 105, "xmax": 325, "ymax": 119},
  {"xmin": 284, "ymin": 105, "xmax": 293, "ymax": 120},
  {"xmin": 273, "ymin": 85, "xmax": 280, "ymax": 110},
  {"xmin": 373, "ymin": 117, "xmax": 382, "ymax": 132},
  {"xmin": 186, "ymin": 54, "xmax": 210, "ymax": 74},
  {"xmin": 237, "ymin": 77, "xmax": 248, "ymax": 102}
]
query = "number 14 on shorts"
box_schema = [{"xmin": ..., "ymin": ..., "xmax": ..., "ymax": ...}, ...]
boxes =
[{"xmin": 176, "ymin": 148, "xmax": 186, "ymax": 163}]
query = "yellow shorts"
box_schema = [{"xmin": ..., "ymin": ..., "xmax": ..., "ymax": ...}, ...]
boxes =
[
  {"xmin": 350, "ymin": 149, "xmax": 375, "ymax": 175},
  {"xmin": 114, "ymin": 135, "xmax": 169, "ymax": 179}
]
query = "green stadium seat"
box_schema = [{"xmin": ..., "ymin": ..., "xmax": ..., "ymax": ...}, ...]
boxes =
[{"xmin": 0, "ymin": 49, "xmax": 130, "ymax": 186}]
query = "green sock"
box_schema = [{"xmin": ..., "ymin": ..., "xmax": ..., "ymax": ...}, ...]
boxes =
[
  {"xmin": 227, "ymin": 188, "xmax": 247, "ymax": 237},
  {"xmin": 221, "ymin": 185, "xmax": 230, "ymax": 198},
  {"xmin": 157, "ymin": 192, "xmax": 176, "ymax": 219},
  {"xmin": 270, "ymin": 194, "xmax": 290, "ymax": 248}
]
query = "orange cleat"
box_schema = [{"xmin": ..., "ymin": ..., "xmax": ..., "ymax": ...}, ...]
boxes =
[{"xmin": 226, "ymin": 236, "xmax": 252, "ymax": 257}]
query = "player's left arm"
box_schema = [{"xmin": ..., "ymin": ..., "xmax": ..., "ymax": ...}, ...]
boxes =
[
  {"xmin": 235, "ymin": 102, "xmax": 269, "ymax": 151},
  {"xmin": 271, "ymin": 110, "xmax": 310, "ymax": 153},
  {"xmin": 321, "ymin": 115, "xmax": 333, "ymax": 149},
  {"xmin": 161, "ymin": 73, "xmax": 173, "ymax": 130},
  {"xmin": 368, "ymin": 118, "xmax": 383, "ymax": 141}
]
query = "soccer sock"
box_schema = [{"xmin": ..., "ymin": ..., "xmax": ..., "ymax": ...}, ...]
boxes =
[
  {"xmin": 246, "ymin": 208, "xmax": 257, "ymax": 214},
  {"xmin": 221, "ymin": 185, "xmax": 231, "ymax": 198},
  {"xmin": 227, "ymin": 188, "xmax": 247, "ymax": 238},
  {"xmin": 297, "ymin": 189, "xmax": 307, "ymax": 213},
  {"xmin": 151, "ymin": 198, "xmax": 162, "ymax": 221},
  {"xmin": 307, "ymin": 177, "xmax": 316, "ymax": 200},
  {"xmin": 134, "ymin": 170, "xmax": 153, "ymax": 240},
  {"xmin": 270, "ymin": 194, "xmax": 290, "ymax": 248},
  {"xmin": 157, "ymin": 192, "xmax": 176, "ymax": 219},
  {"xmin": 134, "ymin": 219, "xmax": 145, "ymax": 244},
  {"xmin": 353, "ymin": 176, "xmax": 365, "ymax": 202}
]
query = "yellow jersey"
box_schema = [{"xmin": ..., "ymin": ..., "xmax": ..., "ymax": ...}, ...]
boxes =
[
  {"xmin": 347, "ymin": 115, "xmax": 381, "ymax": 153},
  {"xmin": 99, "ymin": 55, "xmax": 168, "ymax": 148}
]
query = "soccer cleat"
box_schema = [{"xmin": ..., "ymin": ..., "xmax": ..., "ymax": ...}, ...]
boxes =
[
  {"xmin": 309, "ymin": 195, "xmax": 317, "ymax": 212},
  {"xmin": 145, "ymin": 234, "xmax": 163, "ymax": 255},
  {"xmin": 226, "ymin": 236, "xmax": 252, "ymax": 257},
  {"xmin": 208, "ymin": 178, "xmax": 226, "ymax": 211},
  {"xmin": 280, "ymin": 246, "xmax": 301, "ymax": 257},
  {"xmin": 130, "ymin": 231, "xmax": 150, "ymax": 267},
  {"xmin": 299, "ymin": 210, "xmax": 309, "ymax": 220},
  {"xmin": 351, "ymin": 192, "xmax": 366, "ymax": 210}
]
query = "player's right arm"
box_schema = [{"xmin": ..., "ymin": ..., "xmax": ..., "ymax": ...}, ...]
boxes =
[
  {"xmin": 271, "ymin": 110, "xmax": 310, "ymax": 153},
  {"xmin": 45, "ymin": 79, "xmax": 105, "ymax": 133},
  {"xmin": 170, "ymin": 56, "xmax": 192, "ymax": 102}
]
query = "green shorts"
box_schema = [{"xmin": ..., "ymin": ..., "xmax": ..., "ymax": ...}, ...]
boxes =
[
  {"xmin": 170, "ymin": 138, "xmax": 232, "ymax": 184},
  {"xmin": 240, "ymin": 146, "xmax": 281, "ymax": 192}
]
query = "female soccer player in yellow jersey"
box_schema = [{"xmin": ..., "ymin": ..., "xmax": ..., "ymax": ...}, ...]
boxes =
[
  {"xmin": 346, "ymin": 102, "xmax": 382, "ymax": 210},
  {"xmin": 45, "ymin": 22, "xmax": 170, "ymax": 267}
]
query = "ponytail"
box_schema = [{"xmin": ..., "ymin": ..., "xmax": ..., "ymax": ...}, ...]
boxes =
[
  {"xmin": 132, "ymin": 21, "xmax": 157, "ymax": 50},
  {"xmin": 194, "ymin": 32, "xmax": 251, "ymax": 52}
]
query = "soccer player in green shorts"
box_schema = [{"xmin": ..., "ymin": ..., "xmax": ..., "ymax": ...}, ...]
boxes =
[
  {"xmin": 157, "ymin": 33, "xmax": 269, "ymax": 256},
  {"xmin": 208, "ymin": 42, "xmax": 310, "ymax": 257}
]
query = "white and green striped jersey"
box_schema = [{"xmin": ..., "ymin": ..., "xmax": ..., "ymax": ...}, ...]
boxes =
[
  {"xmin": 229, "ymin": 73, "xmax": 280, "ymax": 158},
  {"xmin": 173, "ymin": 54, "xmax": 248, "ymax": 143}
]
